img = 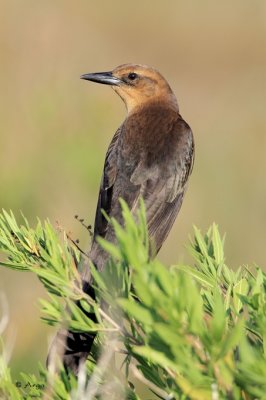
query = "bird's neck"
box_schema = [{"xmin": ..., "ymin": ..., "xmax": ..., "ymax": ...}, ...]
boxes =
[
  {"xmin": 123, "ymin": 101, "xmax": 180, "ymax": 143},
  {"xmin": 127, "ymin": 96, "xmax": 179, "ymax": 117}
]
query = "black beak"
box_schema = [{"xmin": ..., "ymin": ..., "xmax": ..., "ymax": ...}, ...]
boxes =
[{"xmin": 80, "ymin": 71, "xmax": 122, "ymax": 86}]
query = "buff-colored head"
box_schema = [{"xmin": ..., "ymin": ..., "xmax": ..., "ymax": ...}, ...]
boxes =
[{"xmin": 81, "ymin": 64, "xmax": 178, "ymax": 113}]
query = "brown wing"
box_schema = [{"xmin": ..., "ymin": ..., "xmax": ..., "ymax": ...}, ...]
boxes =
[
  {"xmin": 93, "ymin": 126, "xmax": 121, "ymax": 238},
  {"xmin": 129, "ymin": 117, "xmax": 194, "ymax": 254}
]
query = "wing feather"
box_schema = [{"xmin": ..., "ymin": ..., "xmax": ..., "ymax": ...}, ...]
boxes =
[{"xmin": 93, "ymin": 127, "xmax": 121, "ymax": 237}]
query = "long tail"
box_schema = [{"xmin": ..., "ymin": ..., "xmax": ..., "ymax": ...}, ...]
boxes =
[
  {"xmin": 47, "ymin": 244, "xmax": 108, "ymax": 375},
  {"xmin": 46, "ymin": 285, "xmax": 96, "ymax": 375}
]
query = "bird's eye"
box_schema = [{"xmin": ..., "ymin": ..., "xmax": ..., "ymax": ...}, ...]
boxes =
[{"xmin": 128, "ymin": 72, "xmax": 138, "ymax": 81}]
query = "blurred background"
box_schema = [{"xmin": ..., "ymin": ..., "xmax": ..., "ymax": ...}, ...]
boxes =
[{"xmin": 0, "ymin": 0, "xmax": 266, "ymax": 379}]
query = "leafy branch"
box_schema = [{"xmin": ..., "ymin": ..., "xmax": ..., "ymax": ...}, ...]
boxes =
[{"xmin": 0, "ymin": 203, "xmax": 266, "ymax": 399}]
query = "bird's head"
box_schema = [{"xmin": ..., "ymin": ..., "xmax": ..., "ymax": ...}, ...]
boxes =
[{"xmin": 81, "ymin": 64, "xmax": 178, "ymax": 113}]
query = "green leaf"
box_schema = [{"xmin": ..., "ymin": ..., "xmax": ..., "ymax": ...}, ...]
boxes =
[
  {"xmin": 176, "ymin": 264, "xmax": 215, "ymax": 287},
  {"xmin": 212, "ymin": 223, "xmax": 225, "ymax": 265},
  {"xmin": 133, "ymin": 346, "xmax": 179, "ymax": 372},
  {"xmin": 233, "ymin": 278, "xmax": 249, "ymax": 313},
  {"xmin": 118, "ymin": 299, "xmax": 153, "ymax": 325},
  {"xmin": 218, "ymin": 319, "xmax": 244, "ymax": 358},
  {"xmin": 97, "ymin": 237, "xmax": 122, "ymax": 261},
  {"xmin": 209, "ymin": 291, "xmax": 226, "ymax": 343}
]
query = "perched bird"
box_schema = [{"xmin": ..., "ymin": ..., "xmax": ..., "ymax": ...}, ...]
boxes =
[{"xmin": 48, "ymin": 64, "xmax": 194, "ymax": 374}]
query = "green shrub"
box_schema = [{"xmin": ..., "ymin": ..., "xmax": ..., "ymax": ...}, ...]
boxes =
[{"xmin": 0, "ymin": 202, "xmax": 266, "ymax": 399}]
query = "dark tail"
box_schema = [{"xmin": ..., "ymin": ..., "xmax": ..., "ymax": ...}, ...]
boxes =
[
  {"xmin": 47, "ymin": 245, "xmax": 108, "ymax": 375},
  {"xmin": 46, "ymin": 283, "xmax": 96, "ymax": 375}
]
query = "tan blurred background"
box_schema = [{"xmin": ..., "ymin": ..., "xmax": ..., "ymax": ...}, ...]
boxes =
[{"xmin": 0, "ymin": 0, "xmax": 266, "ymax": 377}]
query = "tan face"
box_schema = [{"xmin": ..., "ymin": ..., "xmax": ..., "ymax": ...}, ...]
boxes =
[
  {"xmin": 111, "ymin": 64, "xmax": 175, "ymax": 112},
  {"xmin": 81, "ymin": 63, "xmax": 178, "ymax": 113}
]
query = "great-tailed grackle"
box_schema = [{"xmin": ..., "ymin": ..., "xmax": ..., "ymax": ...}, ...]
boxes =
[{"xmin": 48, "ymin": 64, "xmax": 194, "ymax": 374}]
